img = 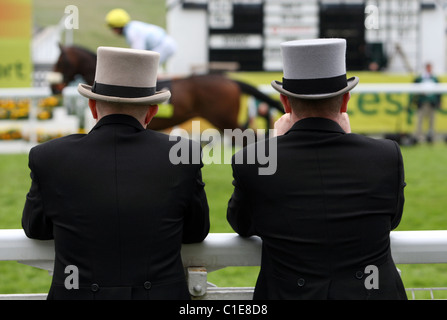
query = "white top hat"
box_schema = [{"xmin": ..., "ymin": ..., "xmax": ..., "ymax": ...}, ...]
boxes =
[
  {"xmin": 78, "ymin": 46, "xmax": 171, "ymax": 105},
  {"xmin": 271, "ymin": 38, "xmax": 359, "ymax": 99}
]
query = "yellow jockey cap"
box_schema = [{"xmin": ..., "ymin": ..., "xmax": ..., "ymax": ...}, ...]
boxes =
[{"xmin": 105, "ymin": 8, "xmax": 131, "ymax": 28}]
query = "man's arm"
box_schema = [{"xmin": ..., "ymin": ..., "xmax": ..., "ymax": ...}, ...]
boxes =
[
  {"xmin": 227, "ymin": 156, "xmax": 255, "ymax": 237},
  {"xmin": 22, "ymin": 150, "xmax": 53, "ymax": 240},
  {"xmin": 391, "ymin": 141, "xmax": 406, "ymax": 230},
  {"xmin": 182, "ymin": 166, "xmax": 210, "ymax": 244}
]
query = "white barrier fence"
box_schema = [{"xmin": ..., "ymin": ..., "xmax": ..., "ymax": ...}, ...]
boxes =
[
  {"xmin": 0, "ymin": 88, "xmax": 52, "ymax": 150},
  {"xmin": 0, "ymin": 87, "xmax": 80, "ymax": 154},
  {"xmin": 1, "ymin": 229, "xmax": 447, "ymax": 300}
]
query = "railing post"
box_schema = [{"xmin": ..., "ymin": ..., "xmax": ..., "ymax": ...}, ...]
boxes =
[{"xmin": 187, "ymin": 267, "xmax": 208, "ymax": 297}]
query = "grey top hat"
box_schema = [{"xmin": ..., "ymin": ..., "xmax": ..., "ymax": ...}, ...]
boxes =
[
  {"xmin": 271, "ymin": 38, "xmax": 359, "ymax": 99},
  {"xmin": 78, "ymin": 46, "xmax": 171, "ymax": 105}
]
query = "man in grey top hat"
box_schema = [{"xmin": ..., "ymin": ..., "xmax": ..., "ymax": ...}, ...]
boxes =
[
  {"xmin": 227, "ymin": 39, "xmax": 407, "ymax": 300},
  {"xmin": 22, "ymin": 47, "xmax": 209, "ymax": 300}
]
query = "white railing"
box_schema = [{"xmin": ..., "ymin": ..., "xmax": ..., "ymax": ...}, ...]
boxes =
[
  {"xmin": 1, "ymin": 229, "xmax": 447, "ymax": 300},
  {"xmin": 0, "ymin": 87, "xmax": 81, "ymax": 154},
  {"xmin": 0, "ymin": 88, "xmax": 52, "ymax": 151}
]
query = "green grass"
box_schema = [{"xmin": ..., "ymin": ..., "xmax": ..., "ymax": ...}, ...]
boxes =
[
  {"xmin": 395, "ymin": 144, "xmax": 447, "ymax": 299},
  {"xmin": 397, "ymin": 144, "xmax": 447, "ymax": 230},
  {"xmin": 0, "ymin": 155, "xmax": 29, "ymax": 228},
  {"xmin": 1, "ymin": 143, "xmax": 447, "ymax": 297},
  {"xmin": 0, "ymin": 153, "xmax": 52, "ymax": 294},
  {"xmin": 202, "ymin": 161, "xmax": 234, "ymax": 234}
]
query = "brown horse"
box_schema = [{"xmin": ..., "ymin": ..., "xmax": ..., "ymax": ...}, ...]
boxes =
[
  {"xmin": 50, "ymin": 44, "xmax": 97, "ymax": 95},
  {"xmin": 51, "ymin": 45, "xmax": 283, "ymax": 131}
]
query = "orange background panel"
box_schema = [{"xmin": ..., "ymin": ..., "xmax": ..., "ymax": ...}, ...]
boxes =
[{"xmin": 0, "ymin": 0, "xmax": 32, "ymax": 38}]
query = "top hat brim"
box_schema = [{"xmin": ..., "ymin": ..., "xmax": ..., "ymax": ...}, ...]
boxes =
[
  {"xmin": 271, "ymin": 76, "xmax": 359, "ymax": 100},
  {"xmin": 77, "ymin": 83, "xmax": 171, "ymax": 105}
]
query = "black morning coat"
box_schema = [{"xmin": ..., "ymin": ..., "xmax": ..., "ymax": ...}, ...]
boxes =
[
  {"xmin": 22, "ymin": 114, "xmax": 210, "ymax": 300},
  {"xmin": 227, "ymin": 117, "xmax": 407, "ymax": 300}
]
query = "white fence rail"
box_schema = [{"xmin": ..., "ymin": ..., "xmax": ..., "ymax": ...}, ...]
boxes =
[
  {"xmin": 0, "ymin": 87, "xmax": 80, "ymax": 154},
  {"xmin": 1, "ymin": 229, "xmax": 447, "ymax": 300},
  {"xmin": 0, "ymin": 88, "xmax": 52, "ymax": 150}
]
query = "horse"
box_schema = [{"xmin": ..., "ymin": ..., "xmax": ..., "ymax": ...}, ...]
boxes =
[
  {"xmin": 50, "ymin": 45, "xmax": 283, "ymax": 131},
  {"xmin": 50, "ymin": 44, "xmax": 97, "ymax": 95}
]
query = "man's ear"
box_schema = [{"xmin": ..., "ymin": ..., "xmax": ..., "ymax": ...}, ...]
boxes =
[
  {"xmin": 88, "ymin": 99, "xmax": 98, "ymax": 120},
  {"xmin": 340, "ymin": 92, "xmax": 351, "ymax": 113},
  {"xmin": 144, "ymin": 105, "xmax": 159, "ymax": 126},
  {"xmin": 279, "ymin": 94, "xmax": 292, "ymax": 114}
]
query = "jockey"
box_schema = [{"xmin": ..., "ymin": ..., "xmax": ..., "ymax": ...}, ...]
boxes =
[{"xmin": 105, "ymin": 8, "xmax": 177, "ymax": 66}]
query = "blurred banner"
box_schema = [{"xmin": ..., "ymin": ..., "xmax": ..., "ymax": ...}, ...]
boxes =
[
  {"xmin": 253, "ymin": 73, "xmax": 447, "ymax": 136},
  {"xmin": 0, "ymin": 0, "xmax": 32, "ymax": 87},
  {"xmin": 348, "ymin": 92, "xmax": 416, "ymax": 134}
]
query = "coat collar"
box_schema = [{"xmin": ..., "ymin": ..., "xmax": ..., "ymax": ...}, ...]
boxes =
[
  {"xmin": 286, "ymin": 117, "xmax": 346, "ymax": 135},
  {"xmin": 91, "ymin": 114, "xmax": 145, "ymax": 132}
]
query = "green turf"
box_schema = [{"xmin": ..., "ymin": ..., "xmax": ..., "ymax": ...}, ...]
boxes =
[{"xmin": 397, "ymin": 144, "xmax": 447, "ymax": 231}]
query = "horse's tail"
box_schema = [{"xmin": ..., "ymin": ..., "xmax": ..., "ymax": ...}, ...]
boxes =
[{"xmin": 232, "ymin": 79, "xmax": 283, "ymax": 113}]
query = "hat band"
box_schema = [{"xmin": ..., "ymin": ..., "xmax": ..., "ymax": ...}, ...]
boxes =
[
  {"xmin": 92, "ymin": 81, "xmax": 156, "ymax": 98},
  {"xmin": 282, "ymin": 74, "xmax": 347, "ymax": 95}
]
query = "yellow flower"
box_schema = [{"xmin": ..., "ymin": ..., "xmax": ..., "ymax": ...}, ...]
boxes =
[
  {"xmin": 39, "ymin": 96, "xmax": 59, "ymax": 107},
  {"xmin": 37, "ymin": 110, "xmax": 51, "ymax": 120}
]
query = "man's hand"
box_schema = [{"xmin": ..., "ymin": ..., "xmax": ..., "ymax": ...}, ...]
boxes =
[
  {"xmin": 274, "ymin": 114, "xmax": 295, "ymax": 136},
  {"xmin": 339, "ymin": 112, "xmax": 351, "ymax": 133}
]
